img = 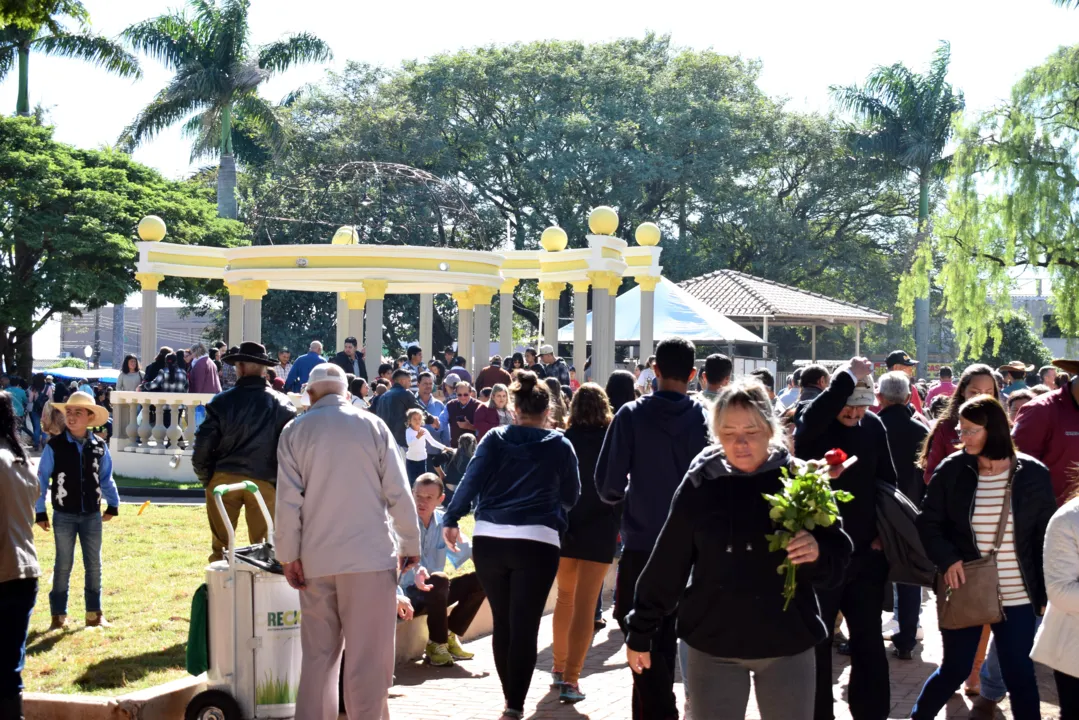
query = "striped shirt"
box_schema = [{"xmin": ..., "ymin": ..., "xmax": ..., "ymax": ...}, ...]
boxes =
[{"xmin": 973, "ymin": 470, "xmax": 1029, "ymax": 606}]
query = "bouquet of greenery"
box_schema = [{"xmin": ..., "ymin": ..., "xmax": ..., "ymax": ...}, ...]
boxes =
[{"xmin": 764, "ymin": 449, "xmax": 856, "ymax": 610}]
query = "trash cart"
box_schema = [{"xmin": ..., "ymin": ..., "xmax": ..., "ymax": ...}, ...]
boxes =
[{"xmin": 185, "ymin": 481, "xmax": 302, "ymax": 720}]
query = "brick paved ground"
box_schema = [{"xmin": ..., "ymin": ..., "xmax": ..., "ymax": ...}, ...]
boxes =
[{"xmin": 386, "ymin": 596, "xmax": 1062, "ymax": 720}]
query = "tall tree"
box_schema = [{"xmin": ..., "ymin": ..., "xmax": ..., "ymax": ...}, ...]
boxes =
[
  {"xmin": 925, "ymin": 43, "xmax": 1079, "ymax": 359},
  {"xmin": 831, "ymin": 41, "xmax": 964, "ymax": 368},
  {"xmin": 119, "ymin": 0, "xmax": 331, "ymax": 219},
  {"xmin": 0, "ymin": 0, "xmax": 140, "ymax": 116},
  {"xmin": 0, "ymin": 117, "xmax": 247, "ymax": 376}
]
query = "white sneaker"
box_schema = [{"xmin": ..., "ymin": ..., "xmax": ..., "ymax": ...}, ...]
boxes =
[
  {"xmin": 881, "ymin": 619, "xmax": 900, "ymax": 636},
  {"xmin": 916, "ymin": 626, "xmax": 925, "ymax": 641}
]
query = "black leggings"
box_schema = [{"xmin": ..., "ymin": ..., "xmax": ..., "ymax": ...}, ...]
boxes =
[
  {"xmin": 472, "ymin": 536, "xmax": 560, "ymax": 714},
  {"xmin": 1057, "ymin": 670, "xmax": 1079, "ymax": 720}
]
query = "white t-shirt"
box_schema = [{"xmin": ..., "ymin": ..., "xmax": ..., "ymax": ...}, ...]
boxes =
[
  {"xmin": 405, "ymin": 427, "xmax": 446, "ymax": 461},
  {"xmin": 637, "ymin": 367, "xmax": 656, "ymax": 393},
  {"xmin": 473, "ymin": 520, "xmax": 561, "ymax": 548},
  {"xmin": 973, "ymin": 470, "xmax": 1029, "ymax": 606}
]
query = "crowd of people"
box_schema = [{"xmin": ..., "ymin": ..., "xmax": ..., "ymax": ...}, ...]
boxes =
[{"xmin": 3, "ymin": 333, "xmax": 1079, "ymax": 720}]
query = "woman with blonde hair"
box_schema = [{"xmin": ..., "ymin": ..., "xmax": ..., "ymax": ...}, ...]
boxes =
[
  {"xmin": 550, "ymin": 382, "xmax": 620, "ymax": 703},
  {"xmin": 625, "ymin": 379, "xmax": 852, "ymax": 720}
]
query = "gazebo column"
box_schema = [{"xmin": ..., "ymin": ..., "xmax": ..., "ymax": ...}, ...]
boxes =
[
  {"xmin": 472, "ymin": 286, "xmax": 495, "ymax": 370},
  {"xmin": 453, "ymin": 291, "xmax": 475, "ymax": 372},
  {"xmin": 336, "ymin": 293, "xmax": 349, "ymax": 351},
  {"xmin": 637, "ymin": 276, "xmax": 659, "ymax": 362},
  {"xmin": 762, "ymin": 316, "xmax": 769, "ymax": 359},
  {"xmin": 363, "ymin": 281, "xmax": 388, "ymax": 378},
  {"xmin": 226, "ymin": 284, "xmax": 244, "ymax": 348},
  {"xmin": 346, "ymin": 292, "xmax": 366, "ymax": 348},
  {"xmin": 539, "ymin": 282, "xmax": 564, "ymax": 350},
  {"xmin": 499, "ymin": 279, "xmax": 518, "ymax": 357},
  {"xmin": 571, "ymin": 281, "xmax": 590, "ymax": 386},
  {"xmin": 419, "ymin": 293, "xmax": 433, "ymax": 361},
  {"xmin": 589, "ymin": 271, "xmax": 613, "ymax": 386},
  {"xmin": 811, "ymin": 325, "xmax": 817, "ymax": 362},
  {"xmin": 240, "ymin": 281, "xmax": 268, "ymax": 344},
  {"xmin": 609, "ymin": 276, "xmax": 621, "ymax": 370},
  {"xmin": 135, "ymin": 273, "xmax": 164, "ymax": 364},
  {"xmin": 854, "ymin": 322, "xmax": 861, "ymax": 356}
]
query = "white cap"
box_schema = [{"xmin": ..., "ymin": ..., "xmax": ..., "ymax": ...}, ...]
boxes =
[
  {"xmin": 307, "ymin": 363, "xmax": 347, "ymax": 394},
  {"xmin": 539, "ymin": 344, "xmax": 555, "ymax": 355},
  {"xmin": 846, "ymin": 376, "xmax": 877, "ymax": 407}
]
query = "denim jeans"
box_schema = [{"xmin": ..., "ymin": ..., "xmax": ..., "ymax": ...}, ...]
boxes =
[
  {"xmin": 49, "ymin": 511, "xmax": 103, "ymax": 616},
  {"xmin": 979, "ymin": 614, "xmax": 1043, "ymax": 702},
  {"xmin": 912, "ymin": 604, "xmax": 1040, "ymax": 720},
  {"xmin": 0, "ymin": 578, "xmax": 37, "ymax": 699},
  {"xmin": 891, "ymin": 584, "xmax": 923, "ymax": 652},
  {"xmin": 30, "ymin": 411, "xmax": 43, "ymax": 449}
]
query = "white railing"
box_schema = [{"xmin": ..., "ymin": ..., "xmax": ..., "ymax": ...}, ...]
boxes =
[{"xmin": 110, "ymin": 391, "xmax": 217, "ymax": 456}]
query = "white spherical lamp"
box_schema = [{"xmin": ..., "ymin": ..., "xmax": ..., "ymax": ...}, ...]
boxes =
[
  {"xmin": 635, "ymin": 222, "xmax": 661, "ymax": 247},
  {"xmin": 331, "ymin": 225, "xmax": 360, "ymax": 245},
  {"xmin": 588, "ymin": 206, "xmax": 619, "ymax": 236},
  {"xmin": 137, "ymin": 215, "xmax": 167, "ymax": 242},
  {"xmin": 540, "ymin": 226, "xmax": 568, "ymax": 252}
]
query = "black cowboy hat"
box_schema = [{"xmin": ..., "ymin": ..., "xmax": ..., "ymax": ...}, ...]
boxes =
[{"xmin": 222, "ymin": 341, "xmax": 275, "ymax": 367}]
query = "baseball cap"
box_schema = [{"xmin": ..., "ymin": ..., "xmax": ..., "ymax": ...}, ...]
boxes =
[
  {"xmin": 886, "ymin": 350, "xmax": 917, "ymax": 367},
  {"xmin": 846, "ymin": 377, "xmax": 877, "ymax": 407},
  {"xmin": 539, "ymin": 344, "xmax": 555, "ymax": 355}
]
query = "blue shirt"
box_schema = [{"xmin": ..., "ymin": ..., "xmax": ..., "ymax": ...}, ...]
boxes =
[
  {"xmin": 417, "ymin": 394, "xmax": 450, "ymax": 448},
  {"xmin": 79, "ymin": 384, "xmax": 94, "ymax": 396},
  {"xmin": 36, "ymin": 431, "xmax": 118, "ymax": 513},
  {"xmin": 285, "ymin": 351, "xmax": 325, "ymax": 392},
  {"xmin": 7, "ymin": 386, "xmax": 27, "ymax": 416},
  {"xmin": 397, "ymin": 509, "xmax": 472, "ymax": 596}
]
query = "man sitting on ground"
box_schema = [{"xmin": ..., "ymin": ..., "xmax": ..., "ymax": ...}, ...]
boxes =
[{"xmin": 398, "ymin": 473, "xmax": 486, "ymax": 666}]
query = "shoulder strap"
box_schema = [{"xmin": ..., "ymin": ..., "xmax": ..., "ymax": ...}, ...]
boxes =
[{"xmin": 990, "ymin": 457, "xmax": 1018, "ymax": 553}]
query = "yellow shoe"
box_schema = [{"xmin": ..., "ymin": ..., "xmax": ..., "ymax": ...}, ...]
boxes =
[
  {"xmin": 424, "ymin": 641, "xmax": 455, "ymax": 667},
  {"xmin": 446, "ymin": 631, "xmax": 474, "ymax": 660}
]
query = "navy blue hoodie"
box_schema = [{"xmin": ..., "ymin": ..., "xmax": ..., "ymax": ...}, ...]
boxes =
[
  {"xmin": 595, "ymin": 391, "xmax": 712, "ymax": 552},
  {"xmin": 442, "ymin": 424, "xmax": 580, "ymax": 532}
]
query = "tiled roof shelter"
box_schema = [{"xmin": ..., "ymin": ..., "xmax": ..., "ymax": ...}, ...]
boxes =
[{"xmin": 679, "ymin": 269, "xmax": 890, "ymax": 360}]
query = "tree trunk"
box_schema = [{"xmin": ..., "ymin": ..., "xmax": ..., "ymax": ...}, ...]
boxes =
[
  {"xmin": 914, "ymin": 174, "xmax": 930, "ymax": 371},
  {"xmin": 218, "ymin": 153, "xmax": 238, "ymax": 219},
  {"xmin": 14, "ymin": 328, "xmax": 33, "ymax": 378},
  {"xmin": 16, "ymin": 45, "xmax": 30, "ymax": 116}
]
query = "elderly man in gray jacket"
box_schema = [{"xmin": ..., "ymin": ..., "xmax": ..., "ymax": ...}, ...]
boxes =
[{"xmin": 275, "ymin": 362, "xmax": 421, "ymax": 720}]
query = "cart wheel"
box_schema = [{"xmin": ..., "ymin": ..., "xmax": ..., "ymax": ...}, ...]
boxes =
[{"xmin": 185, "ymin": 689, "xmax": 241, "ymax": 720}]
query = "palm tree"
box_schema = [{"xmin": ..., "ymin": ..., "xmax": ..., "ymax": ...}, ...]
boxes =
[
  {"xmin": 120, "ymin": 0, "xmax": 332, "ymax": 219},
  {"xmin": 831, "ymin": 41, "xmax": 965, "ymax": 369},
  {"xmin": 0, "ymin": 1, "xmax": 140, "ymax": 116}
]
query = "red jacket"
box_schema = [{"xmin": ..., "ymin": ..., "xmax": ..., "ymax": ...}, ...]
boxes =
[
  {"xmin": 473, "ymin": 403, "xmax": 505, "ymax": 440},
  {"xmin": 1013, "ymin": 383, "xmax": 1079, "ymax": 504},
  {"xmin": 923, "ymin": 421, "xmax": 959, "ymax": 486}
]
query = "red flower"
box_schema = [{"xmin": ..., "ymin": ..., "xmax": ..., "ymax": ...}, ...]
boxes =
[{"xmin": 824, "ymin": 448, "xmax": 848, "ymax": 465}]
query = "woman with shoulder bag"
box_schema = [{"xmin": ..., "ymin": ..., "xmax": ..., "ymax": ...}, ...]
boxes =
[{"xmin": 913, "ymin": 395, "xmax": 1056, "ymax": 720}]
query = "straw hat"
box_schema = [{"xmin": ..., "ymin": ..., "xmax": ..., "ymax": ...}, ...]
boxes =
[
  {"xmin": 51, "ymin": 391, "xmax": 109, "ymax": 426},
  {"xmin": 998, "ymin": 360, "xmax": 1035, "ymax": 374}
]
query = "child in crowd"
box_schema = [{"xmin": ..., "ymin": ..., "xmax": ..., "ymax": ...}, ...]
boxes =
[
  {"xmin": 34, "ymin": 392, "xmax": 119, "ymax": 630},
  {"xmin": 405, "ymin": 409, "xmax": 447, "ymax": 486}
]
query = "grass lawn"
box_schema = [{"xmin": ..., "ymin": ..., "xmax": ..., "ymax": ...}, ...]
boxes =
[
  {"xmin": 24, "ymin": 503, "xmax": 474, "ymax": 696},
  {"xmin": 114, "ymin": 475, "xmax": 203, "ymax": 491}
]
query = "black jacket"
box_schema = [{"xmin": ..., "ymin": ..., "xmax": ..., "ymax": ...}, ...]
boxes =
[
  {"xmin": 329, "ymin": 351, "xmax": 366, "ymax": 379},
  {"xmin": 794, "ymin": 369, "xmax": 898, "ymax": 553},
  {"xmin": 917, "ymin": 451, "xmax": 1056, "ymax": 610},
  {"xmin": 562, "ymin": 425, "xmax": 622, "ymax": 563},
  {"xmin": 878, "ymin": 404, "xmax": 930, "ymax": 506},
  {"xmin": 596, "ymin": 391, "xmax": 712, "ymax": 552},
  {"xmin": 374, "ymin": 384, "xmax": 434, "ymax": 448},
  {"xmin": 625, "ymin": 448, "xmax": 853, "ymax": 659},
  {"xmin": 192, "ymin": 376, "xmax": 297, "ymax": 486},
  {"xmin": 544, "ymin": 358, "xmax": 570, "ymax": 387}
]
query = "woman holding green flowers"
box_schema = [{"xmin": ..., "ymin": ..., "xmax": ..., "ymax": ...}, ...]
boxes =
[{"xmin": 624, "ymin": 380, "xmax": 853, "ymax": 720}]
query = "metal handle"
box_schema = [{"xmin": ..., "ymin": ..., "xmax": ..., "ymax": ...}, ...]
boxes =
[{"xmin": 212, "ymin": 481, "xmax": 276, "ymax": 566}]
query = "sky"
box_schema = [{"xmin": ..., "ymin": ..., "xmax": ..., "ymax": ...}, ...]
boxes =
[{"xmin": 13, "ymin": 0, "xmax": 1077, "ymax": 356}]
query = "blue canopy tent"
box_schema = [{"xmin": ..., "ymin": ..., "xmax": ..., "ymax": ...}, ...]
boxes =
[
  {"xmin": 558, "ymin": 277, "xmax": 766, "ymax": 345},
  {"xmin": 45, "ymin": 367, "xmax": 120, "ymax": 386}
]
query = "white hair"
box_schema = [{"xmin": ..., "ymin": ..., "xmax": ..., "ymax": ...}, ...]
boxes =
[
  {"xmin": 189, "ymin": 342, "xmax": 206, "ymax": 357},
  {"xmin": 878, "ymin": 371, "xmax": 911, "ymax": 406},
  {"xmin": 309, "ymin": 340, "xmax": 323, "ymax": 353}
]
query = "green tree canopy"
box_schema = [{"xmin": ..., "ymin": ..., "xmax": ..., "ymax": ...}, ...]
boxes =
[
  {"xmin": 0, "ymin": 117, "xmax": 247, "ymax": 376},
  {"xmin": 919, "ymin": 43, "xmax": 1079, "ymax": 359},
  {"xmin": 244, "ymin": 38, "xmax": 917, "ymax": 360}
]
